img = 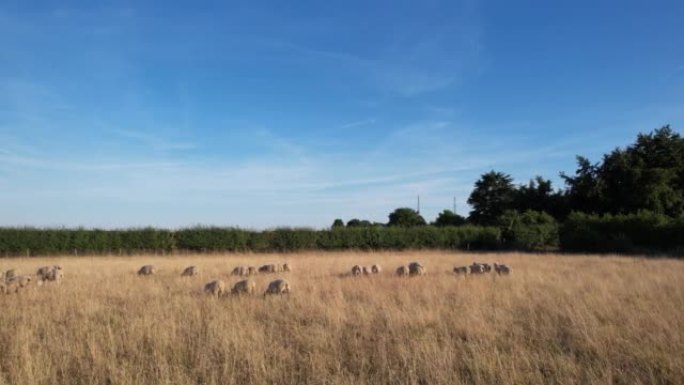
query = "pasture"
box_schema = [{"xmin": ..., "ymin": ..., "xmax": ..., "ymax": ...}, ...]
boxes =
[{"xmin": 1, "ymin": 251, "xmax": 683, "ymax": 385}]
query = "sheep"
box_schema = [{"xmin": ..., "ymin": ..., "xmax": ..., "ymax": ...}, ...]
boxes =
[
  {"xmin": 408, "ymin": 262, "xmax": 425, "ymax": 276},
  {"xmin": 453, "ymin": 266, "xmax": 469, "ymax": 275},
  {"xmin": 4, "ymin": 269, "xmax": 16, "ymax": 282},
  {"xmin": 396, "ymin": 265, "xmax": 409, "ymax": 277},
  {"xmin": 469, "ymin": 263, "xmax": 486, "ymax": 274},
  {"xmin": 0, "ymin": 270, "xmax": 4, "ymax": 282},
  {"xmin": 259, "ymin": 264, "xmax": 277, "ymax": 273},
  {"xmin": 247, "ymin": 266, "xmax": 258, "ymax": 276},
  {"xmin": 482, "ymin": 263, "xmax": 492, "ymax": 273},
  {"xmin": 6, "ymin": 275, "xmax": 32, "ymax": 293},
  {"xmin": 36, "ymin": 265, "xmax": 63, "ymax": 282},
  {"xmin": 494, "ymin": 263, "xmax": 511, "ymax": 275},
  {"xmin": 204, "ymin": 280, "xmax": 226, "ymax": 297},
  {"xmin": 231, "ymin": 266, "xmax": 246, "ymax": 276},
  {"xmin": 371, "ymin": 264, "xmax": 381, "ymax": 274},
  {"xmin": 362, "ymin": 266, "xmax": 371, "ymax": 275},
  {"xmin": 351, "ymin": 265, "xmax": 363, "ymax": 276},
  {"xmin": 181, "ymin": 266, "xmax": 199, "ymax": 277},
  {"xmin": 264, "ymin": 279, "xmax": 290, "ymax": 296},
  {"xmin": 231, "ymin": 279, "xmax": 256, "ymax": 295},
  {"xmin": 138, "ymin": 265, "xmax": 156, "ymax": 276},
  {"xmin": 0, "ymin": 281, "xmax": 5, "ymax": 294},
  {"xmin": 282, "ymin": 263, "xmax": 291, "ymax": 272}
]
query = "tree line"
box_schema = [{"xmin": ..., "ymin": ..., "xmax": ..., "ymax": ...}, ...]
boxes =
[
  {"xmin": 331, "ymin": 125, "xmax": 684, "ymax": 255},
  {"xmin": 0, "ymin": 125, "xmax": 681, "ymax": 256}
]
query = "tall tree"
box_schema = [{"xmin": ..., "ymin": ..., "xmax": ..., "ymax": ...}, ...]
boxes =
[
  {"xmin": 432, "ymin": 210, "xmax": 466, "ymax": 226},
  {"xmin": 563, "ymin": 126, "xmax": 684, "ymax": 216},
  {"xmin": 467, "ymin": 171, "xmax": 516, "ymax": 225},
  {"xmin": 387, "ymin": 208, "xmax": 427, "ymax": 227}
]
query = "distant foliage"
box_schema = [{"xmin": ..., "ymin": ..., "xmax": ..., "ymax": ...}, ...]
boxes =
[
  {"xmin": 432, "ymin": 210, "xmax": 466, "ymax": 227},
  {"xmin": 0, "ymin": 226, "xmax": 503, "ymax": 256},
  {"xmin": 559, "ymin": 211, "xmax": 684, "ymax": 254},
  {"xmin": 387, "ymin": 208, "xmax": 427, "ymax": 227},
  {"xmin": 498, "ymin": 210, "xmax": 559, "ymax": 251}
]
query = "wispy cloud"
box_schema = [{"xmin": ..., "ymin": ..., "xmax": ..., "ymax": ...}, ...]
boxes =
[
  {"xmin": 110, "ymin": 129, "xmax": 197, "ymax": 151},
  {"xmin": 339, "ymin": 119, "xmax": 376, "ymax": 129}
]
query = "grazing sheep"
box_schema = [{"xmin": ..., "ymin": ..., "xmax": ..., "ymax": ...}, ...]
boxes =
[
  {"xmin": 371, "ymin": 264, "xmax": 381, "ymax": 274},
  {"xmin": 231, "ymin": 266, "xmax": 246, "ymax": 276},
  {"xmin": 351, "ymin": 265, "xmax": 363, "ymax": 276},
  {"xmin": 231, "ymin": 279, "xmax": 256, "ymax": 295},
  {"xmin": 259, "ymin": 264, "xmax": 277, "ymax": 273},
  {"xmin": 181, "ymin": 266, "xmax": 199, "ymax": 277},
  {"xmin": 482, "ymin": 263, "xmax": 492, "ymax": 273},
  {"xmin": 36, "ymin": 265, "xmax": 63, "ymax": 282},
  {"xmin": 396, "ymin": 265, "xmax": 409, "ymax": 277},
  {"xmin": 4, "ymin": 269, "xmax": 16, "ymax": 282},
  {"xmin": 494, "ymin": 263, "xmax": 511, "ymax": 275},
  {"xmin": 138, "ymin": 265, "xmax": 156, "ymax": 276},
  {"xmin": 408, "ymin": 262, "xmax": 425, "ymax": 276},
  {"xmin": 247, "ymin": 266, "xmax": 258, "ymax": 276},
  {"xmin": 282, "ymin": 263, "xmax": 291, "ymax": 272},
  {"xmin": 204, "ymin": 280, "xmax": 226, "ymax": 297},
  {"xmin": 469, "ymin": 263, "xmax": 486, "ymax": 274},
  {"xmin": 264, "ymin": 279, "xmax": 290, "ymax": 296},
  {"xmin": 362, "ymin": 266, "xmax": 371, "ymax": 275},
  {"xmin": 7, "ymin": 275, "xmax": 32, "ymax": 289},
  {"xmin": 453, "ymin": 266, "xmax": 469, "ymax": 275}
]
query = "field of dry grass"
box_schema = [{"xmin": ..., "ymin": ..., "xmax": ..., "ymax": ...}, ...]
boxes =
[{"xmin": 1, "ymin": 251, "xmax": 683, "ymax": 385}]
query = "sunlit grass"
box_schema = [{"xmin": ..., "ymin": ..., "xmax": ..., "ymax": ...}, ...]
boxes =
[{"xmin": 1, "ymin": 251, "xmax": 682, "ymax": 385}]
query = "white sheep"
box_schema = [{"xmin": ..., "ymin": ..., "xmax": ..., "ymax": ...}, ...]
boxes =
[
  {"xmin": 181, "ymin": 266, "xmax": 199, "ymax": 277},
  {"xmin": 204, "ymin": 280, "xmax": 226, "ymax": 297},
  {"xmin": 138, "ymin": 265, "xmax": 156, "ymax": 276},
  {"xmin": 494, "ymin": 263, "xmax": 511, "ymax": 275},
  {"xmin": 231, "ymin": 279, "xmax": 256, "ymax": 295},
  {"xmin": 396, "ymin": 265, "xmax": 409, "ymax": 277},
  {"xmin": 264, "ymin": 279, "xmax": 290, "ymax": 296},
  {"xmin": 371, "ymin": 264, "xmax": 381, "ymax": 274},
  {"xmin": 408, "ymin": 262, "xmax": 425, "ymax": 276},
  {"xmin": 351, "ymin": 265, "xmax": 363, "ymax": 276}
]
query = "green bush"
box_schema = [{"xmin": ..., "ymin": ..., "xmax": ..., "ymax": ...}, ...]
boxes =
[{"xmin": 498, "ymin": 210, "xmax": 559, "ymax": 251}]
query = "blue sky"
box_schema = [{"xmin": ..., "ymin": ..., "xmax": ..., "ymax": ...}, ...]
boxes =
[{"xmin": 1, "ymin": 0, "xmax": 683, "ymax": 229}]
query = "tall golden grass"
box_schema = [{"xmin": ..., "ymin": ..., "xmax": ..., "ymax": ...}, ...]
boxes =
[{"xmin": 1, "ymin": 251, "xmax": 682, "ymax": 385}]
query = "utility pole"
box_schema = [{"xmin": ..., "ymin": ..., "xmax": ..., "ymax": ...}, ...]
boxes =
[
  {"xmin": 453, "ymin": 196, "xmax": 456, "ymax": 214},
  {"xmin": 417, "ymin": 195, "xmax": 420, "ymax": 214}
]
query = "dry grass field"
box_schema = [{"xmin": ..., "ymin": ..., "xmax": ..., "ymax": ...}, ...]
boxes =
[{"xmin": 0, "ymin": 251, "xmax": 683, "ymax": 385}]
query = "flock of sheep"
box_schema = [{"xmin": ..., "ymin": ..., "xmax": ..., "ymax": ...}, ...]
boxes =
[
  {"xmin": 0, "ymin": 265, "xmax": 63, "ymax": 294},
  {"xmin": 137, "ymin": 262, "xmax": 292, "ymax": 297},
  {"xmin": 0, "ymin": 260, "xmax": 511, "ymax": 297}
]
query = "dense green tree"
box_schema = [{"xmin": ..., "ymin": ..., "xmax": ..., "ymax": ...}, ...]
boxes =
[
  {"xmin": 346, "ymin": 219, "xmax": 372, "ymax": 227},
  {"xmin": 514, "ymin": 176, "xmax": 569, "ymax": 220},
  {"xmin": 563, "ymin": 126, "xmax": 684, "ymax": 216},
  {"xmin": 331, "ymin": 219, "xmax": 345, "ymax": 228},
  {"xmin": 432, "ymin": 210, "xmax": 466, "ymax": 226},
  {"xmin": 387, "ymin": 208, "xmax": 427, "ymax": 227},
  {"xmin": 467, "ymin": 171, "xmax": 516, "ymax": 225}
]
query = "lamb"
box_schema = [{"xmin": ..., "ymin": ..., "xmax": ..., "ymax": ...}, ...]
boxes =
[
  {"xmin": 138, "ymin": 265, "xmax": 156, "ymax": 276},
  {"xmin": 396, "ymin": 265, "xmax": 409, "ymax": 277},
  {"xmin": 351, "ymin": 265, "xmax": 363, "ymax": 276},
  {"xmin": 204, "ymin": 280, "xmax": 226, "ymax": 297},
  {"xmin": 264, "ymin": 279, "xmax": 290, "ymax": 296},
  {"xmin": 231, "ymin": 279, "xmax": 256, "ymax": 295},
  {"xmin": 453, "ymin": 266, "xmax": 469, "ymax": 275},
  {"xmin": 371, "ymin": 264, "xmax": 381, "ymax": 274},
  {"xmin": 494, "ymin": 263, "xmax": 511, "ymax": 275},
  {"xmin": 181, "ymin": 266, "xmax": 199, "ymax": 277},
  {"xmin": 408, "ymin": 262, "xmax": 425, "ymax": 276}
]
